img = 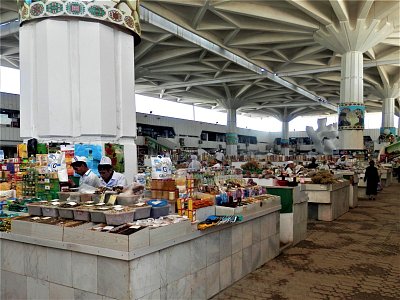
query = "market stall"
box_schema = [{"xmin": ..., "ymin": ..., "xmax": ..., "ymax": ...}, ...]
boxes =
[
  {"xmin": 243, "ymin": 178, "xmax": 308, "ymax": 246},
  {"xmin": 304, "ymin": 180, "xmax": 350, "ymax": 221},
  {"xmin": 380, "ymin": 165, "xmax": 393, "ymax": 187},
  {"xmin": 0, "ymin": 196, "xmax": 281, "ymax": 300},
  {"xmin": 261, "ymin": 185, "xmax": 308, "ymax": 246},
  {"xmin": 334, "ymin": 171, "xmax": 359, "ymax": 208}
]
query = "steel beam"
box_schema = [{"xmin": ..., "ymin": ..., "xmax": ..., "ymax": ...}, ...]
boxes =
[{"xmin": 278, "ymin": 59, "xmax": 400, "ymax": 77}]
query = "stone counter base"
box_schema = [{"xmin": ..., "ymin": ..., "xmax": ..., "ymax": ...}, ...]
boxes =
[{"xmin": 1, "ymin": 210, "xmax": 280, "ymax": 299}]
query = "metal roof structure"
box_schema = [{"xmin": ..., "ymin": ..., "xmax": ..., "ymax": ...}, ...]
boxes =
[{"xmin": 1, "ymin": 0, "xmax": 399, "ymax": 120}]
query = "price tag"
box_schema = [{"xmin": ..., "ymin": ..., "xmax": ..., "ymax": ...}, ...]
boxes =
[
  {"xmin": 108, "ymin": 194, "xmax": 117, "ymax": 205},
  {"xmin": 1, "ymin": 166, "xmax": 7, "ymax": 170},
  {"xmin": 45, "ymin": 185, "xmax": 50, "ymax": 190},
  {"xmin": 99, "ymin": 194, "xmax": 105, "ymax": 203},
  {"xmin": 135, "ymin": 202, "xmax": 145, "ymax": 206},
  {"xmin": 44, "ymin": 178, "xmax": 50, "ymax": 183},
  {"xmin": 103, "ymin": 226, "xmax": 114, "ymax": 231},
  {"xmin": 129, "ymin": 225, "xmax": 141, "ymax": 229}
]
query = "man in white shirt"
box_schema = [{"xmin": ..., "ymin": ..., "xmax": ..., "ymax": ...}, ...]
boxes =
[
  {"xmin": 215, "ymin": 150, "xmax": 225, "ymax": 163},
  {"xmin": 285, "ymin": 161, "xmax": 295, "ymax": 176},
  {"xmin": 188, "ymin": 155, "xmax": 202, "ymax": 171},
  {"xmin": 98, "ymin": 156, "xmax": 128, "ymax": 188},
  {"xmin": 71, "ymin": 156, "xmax": 102, "ymax": 188}
]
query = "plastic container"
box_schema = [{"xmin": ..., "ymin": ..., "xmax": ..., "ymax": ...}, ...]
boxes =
[
  {"xmin": 42, "ymin": 206, "xmax": 59, "ymax": 218},
  {"xmin": 132, "ymin": 205, "xmax": 151, "ymax": 220},
  {"xmin": 104, "ymin": 208, "xmax": 135, "ymax": 226},
  {"xmin": 26, "ymin": 202, "xmax": 46, "ymax": 216},
  {"xmin": 90, "ymin": 207, "xmax": 112, "ymax": 223},
  {"xmin": 58, "ymin": 207, "xmax": 75, "ymax": 219},
  {"xmin": 80, "ymin": 193, "xmax": 93, "ymax": 202},
  {"xmin": 276, "ymin": 180, "xmax": 289, "ymax": 186},
  {"xmin": 116, "ymin": 194, "xmax": 142, "ymax": 206},
  {"xmin": 150, "ymin": 204, "xmax": 170, "ymax": 218},
  {"xmin": 58, "ymin": 192, "xmax": 81, "ymax": 202},
  {"xmin": 73, "ymin": 208, "xmax": 91, "ymax": 221}
]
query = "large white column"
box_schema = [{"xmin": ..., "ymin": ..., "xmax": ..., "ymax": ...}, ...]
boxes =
[
  {"xmin": 20, "ymin": 19, "xmax": 138, "ymax": 182},
  {"xmin": 314, "ymin": 20, "xmax": 394, "ymax": 151},
  {"xmin": 281, "ymin": 119, "xmax": 290, "ymax": 156},
  {"xmin": 226, "ymin": 108, "xmax": 238, "ymax": 157},
  {"xmin": 338, "ymin": 51, "xmax": 364, "ymax": 150},
  {"xmin": 381, "ymin": 98, "xmax": 395, "ymax": 131},
  {"xmin": 377, "ymin": 84, "xmax": 400, "ymax": 138}
]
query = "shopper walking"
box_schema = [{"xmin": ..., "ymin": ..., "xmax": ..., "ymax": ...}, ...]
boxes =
[{"xmin": 364, "ymin": 160, "xmax": 379, "ymax": 200}]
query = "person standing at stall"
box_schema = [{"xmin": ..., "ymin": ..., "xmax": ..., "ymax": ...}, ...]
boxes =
[
  {"xmin": 98, "ymin": 156, "xmax": 128, "ymax": 188},
  {"xmin": 71, "ymin": 156, "xmax": 102, "ymax": 188},
  {"xmin": 188, "ymin": 155, "xmax": 202, "ymax": 171},
  {"xmin": 364, "ymin": 160, "xmax": 379, "ymax": 200},
  {"xmin": 215, "ymin": 150, "xmax": 225, "ymax": 164},
  {"xmin": 307, "ymin": 157, "xmax": 319, "ymax": 169}
]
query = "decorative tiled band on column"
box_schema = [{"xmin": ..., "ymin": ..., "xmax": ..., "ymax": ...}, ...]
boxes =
[
  {"xmin": 18, "ymin": 0, "xmax": 141, "ymax": 43},
  {"xmin": 280, "ymin": 138, "xmax": 289, "ymax": 148},
  {"xmin": 337, "ymin": 103, "xmax": 365, "ymax": 131},
  {"xmin": 226, "ymin": 133, "xmax": 238, "ymax": 145}
]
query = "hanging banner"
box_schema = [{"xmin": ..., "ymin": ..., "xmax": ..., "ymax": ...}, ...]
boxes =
[
  {"xmin": 74, "ymin": 144, "xmax": 102, "ymax": 176},
  {"xmin": 104, "ymin": 143, "xmax": 125, "ymax": 173},
  {"xmin": 379, "ymin": 127, "xmax": 396, "ymax": 143},
  {"xmin": 338, "ymin": 103, "xmax": 365, "ymax": 130}
]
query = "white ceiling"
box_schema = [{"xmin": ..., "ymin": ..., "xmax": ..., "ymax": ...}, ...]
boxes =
[{"xmin": 1, "ymin": 0, "xmax": 399, "ymax": 120}]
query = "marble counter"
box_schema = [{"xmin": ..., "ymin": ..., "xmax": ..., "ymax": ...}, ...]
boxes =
[
  {"xmin": 244, "ymin": 179, "xmax": 308, "ymax": 247},
  {"xmin": 263, "ymin": 186, "xmax": 308, "ymax": 246},
  {"xmin": 305, "ymin": 181, "xmax": 350, "ymax": 221},
  {"xmin": 334, "ymin": 172, "xmax": 359, "ymax": 208},
  {"xmin": 380, "ymin": 168, "xmax": 393, "ymax": 187},
  {"xmin": 1, "ymin": 204, "xmax": 281, "ymax": 300}
]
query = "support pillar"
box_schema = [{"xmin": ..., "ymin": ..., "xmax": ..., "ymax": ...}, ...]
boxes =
[
  {"xmin": 381, "ymin": 98, "xmax": 395, "ymax": 135},
  {"xmin": 314, "ymin": 19, "xmax": 394, "ymax": 151},
  {"xmin": 376, "ymin": 84, "xmax": 400, "ymax": 139},
  {"xmin": 18, "ymin": 1, "xmax": 141, "ymax": 183},
  {"xmin": 281, "ymin": 108, "xmax": 290, "ymax": 156},
  {"xmin": 281, "ymin": 120, "xmax": 290, "ymax": 156},
  {"xmin": 226, "ymin": 108, "xmax": 238, "ymax": 157},
  {"xmin": 338, "ymin": 51, "xmax": 364, "ymax": 150}
]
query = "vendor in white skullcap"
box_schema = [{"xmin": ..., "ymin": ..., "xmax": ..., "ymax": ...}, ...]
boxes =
[
  {"xmin": 188, "ymin": 154, "xmax": 202, "ymax": 171},
  {"xmin": 71, "ymin": 156, "xmax": 102, "ymax": 188},
  {"xmin": 98, "ymin": 156, "xmax": 128, "ymax": 188},
  {"xmin": 284, "ymin": 160, "xmax": 295, "ymax": 176}
]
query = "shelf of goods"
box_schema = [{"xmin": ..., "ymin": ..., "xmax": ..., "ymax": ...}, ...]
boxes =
[
  {"xmin": 0, "ymin": 195, "xmax": 281, "ymax": 300},
  {"xmin": 244, "ymin": 178, "xmax": 308, "ymax": 246},
  {"xmin": 303, "ymin": 180, "xmax": 350, "ymax": 221}
]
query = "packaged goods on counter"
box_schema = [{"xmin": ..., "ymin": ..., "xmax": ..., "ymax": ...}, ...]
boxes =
[{"xmin": 197, "ymin": 215, "xmax": 243, "ymax": 230}]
